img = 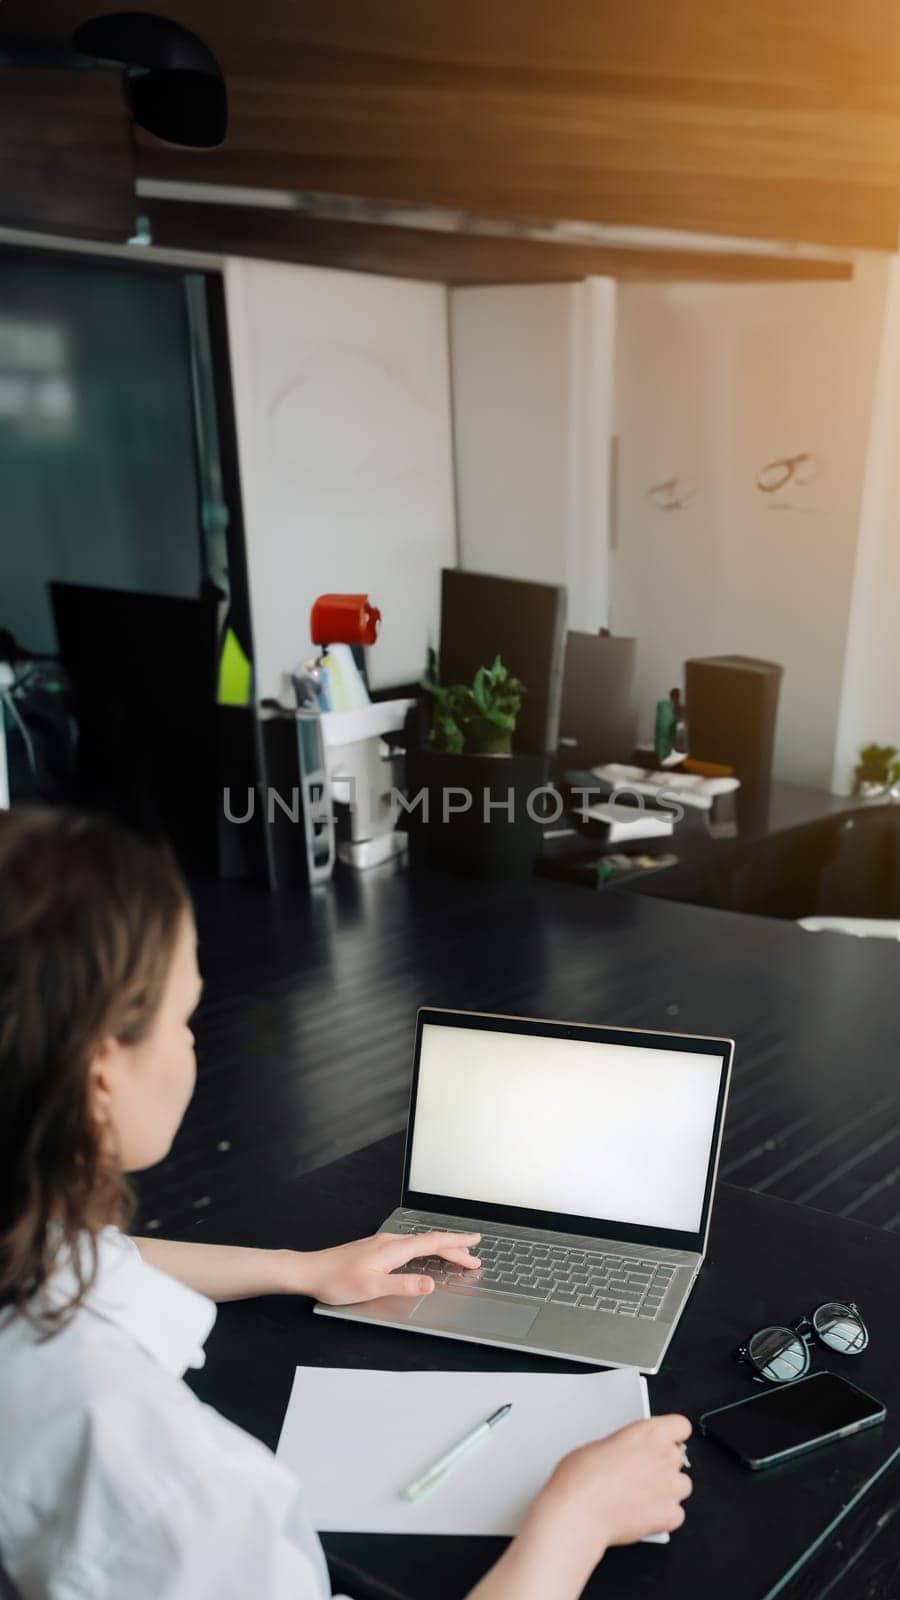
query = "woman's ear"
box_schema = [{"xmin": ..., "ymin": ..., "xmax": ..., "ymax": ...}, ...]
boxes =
[{"xmin": 86, "ymin": 1035, "xmax": 125, "ymax": 1138}]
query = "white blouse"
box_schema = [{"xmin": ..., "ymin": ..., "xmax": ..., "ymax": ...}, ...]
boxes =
[{"xmin": 0, "ymin": 1229, "xmax": 350, "ymax": 1600}]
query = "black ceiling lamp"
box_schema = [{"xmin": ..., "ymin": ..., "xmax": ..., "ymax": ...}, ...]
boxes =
[
  {"xmin": 0, "ymin": 12, "xmax": 227, "ymax": 149},
  {"xmin": 72, "ymin": 12, "xmax": 227, "ymax": 148}
]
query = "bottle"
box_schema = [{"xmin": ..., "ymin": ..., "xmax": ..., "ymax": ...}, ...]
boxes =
[
  {"xmin": 654, "ymin": 697, "xmax": 676, "ymax": 764},
  {"xmin": 670, "ymin": 688, "xmax": 688, "ymax": 756}
]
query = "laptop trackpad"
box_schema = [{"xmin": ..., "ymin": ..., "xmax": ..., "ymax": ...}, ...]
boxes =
[{"xmin": 410, "ymin": 1292, "xmax": 539, "ymax": 1340}]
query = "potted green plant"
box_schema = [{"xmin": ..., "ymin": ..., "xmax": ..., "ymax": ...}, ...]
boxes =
[
  {"xmin": 853, "ymin": 743, "xmax": 900, "ymax": 799},
  {"xmin": 421, "ymin": 650, "xmax": 526, "ymax": 756},
  {"xmin": 404, "ymin": 651, "xmax": 544, "ymax": 878}
]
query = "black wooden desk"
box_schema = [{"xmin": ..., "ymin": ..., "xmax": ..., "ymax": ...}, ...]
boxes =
[
  {"xmin": 187, "ymin": 1134, "xmax": 900, "ymax": 1600},
  {"xmin": 147, "ymin": 864, "xmax": 900, "ymax": 1238}
]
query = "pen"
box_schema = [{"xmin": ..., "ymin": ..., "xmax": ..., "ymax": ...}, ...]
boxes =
[{"xmin": 400, "ymin": 1403, "xmax": 512, "ymax": 1501}]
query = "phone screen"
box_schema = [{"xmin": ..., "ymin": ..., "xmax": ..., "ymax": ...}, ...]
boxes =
[{"xmin": 701, "ymin": 1372, "xmax": 885, "ymax": 1467}]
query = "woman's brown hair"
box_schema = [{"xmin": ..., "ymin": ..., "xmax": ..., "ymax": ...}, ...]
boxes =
[{"xmin": 0, "ymin": 806, "xmax": 189, "ymax": 1326}]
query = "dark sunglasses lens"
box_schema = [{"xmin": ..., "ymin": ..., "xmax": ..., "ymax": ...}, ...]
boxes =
[
  {"xmin": 748, "ymin": 1326, "xmax": 808, "ymax": 1382},
  {"xmin": 813, "ymin": 1303, "xmax": 867, "ymax": 1354}
]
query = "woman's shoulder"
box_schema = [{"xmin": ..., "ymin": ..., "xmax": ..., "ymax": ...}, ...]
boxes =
[
  {"xmin": 0, "ymin": 1295, "xmax": 286, "ymax": 1499},
  {"xmin": 0, "ymin": 1299, "xmax": 172, "ymax": 1459},
  {"xmin": 0, "ymin": 1302, "xmax": 316, "ymax": 1600}
]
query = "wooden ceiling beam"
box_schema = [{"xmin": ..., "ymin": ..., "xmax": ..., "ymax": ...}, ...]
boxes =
[
  {"xmin": 144, "ymin": 198, "xmax": 855, "ymax": 285},
  {"xmin": 0, "ymin": 70, "xmax": 134, "ymax": 242},
  {"xmin": 4, "ymin": 0, "xmax": 900, "ymax": 252}
]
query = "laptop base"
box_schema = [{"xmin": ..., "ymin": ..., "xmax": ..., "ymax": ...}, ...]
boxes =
[{"xmin": 315, "ymin": 1206, "xmax": 700, "ymax": 1375}]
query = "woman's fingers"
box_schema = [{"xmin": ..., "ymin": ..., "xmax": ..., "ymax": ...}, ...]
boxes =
[
  {"xmin": 384, "ymin": 1273, "xmax": 435, "ymax": 1297},
  {"xmin": 382, "ymin": 1230, "xmax": 481, "ymax": 1268},
  {"xmin": 656, "ymin": 1413, "xmax": 692, "ymax": 1446},
  {"xmin": 436, "ymin": 1244, "xmax": 481, "ymax": 1265},
  {"xmin": 408, "ymin": 1229, "xmax": 481, "ymax": 1249}
]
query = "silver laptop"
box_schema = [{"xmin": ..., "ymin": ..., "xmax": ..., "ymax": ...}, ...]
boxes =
[{"xmin": 316, "ymin": 1008, "xmax": 733, "ymax": 1374}]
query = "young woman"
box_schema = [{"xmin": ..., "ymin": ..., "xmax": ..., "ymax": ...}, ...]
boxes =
[{"xmin": 0, "ymin": 807, "xmax": 691, "ymax": 1600}]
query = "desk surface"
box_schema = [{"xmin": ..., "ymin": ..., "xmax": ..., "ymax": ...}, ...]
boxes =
[
  {"xmin": 537, "ymin": 778, "xmax": 858, "ymax": 885},
  {"xmin": 188, "ymin": 1134, "xmax": 900, "ymax": 1600},
  {"xmin": 143, "ymin": 862, "xmax": 900, "ymax": 1240}
]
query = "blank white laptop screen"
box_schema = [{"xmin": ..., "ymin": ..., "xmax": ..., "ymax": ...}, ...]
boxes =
[{"xmin": 408, "ymin": 1023, "xmax": 723, "ymax": 1234}]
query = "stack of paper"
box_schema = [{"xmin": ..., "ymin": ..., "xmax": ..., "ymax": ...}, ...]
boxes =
[
  {"xmin": 277, "ymin": 1364, "xmax": 668, "ymax": 1542},
  {"xmin": 585, "ymin": 803, "xmax": 675, "ymax": 843},
  {"xmin": 591, "ymin": 762, "xmax": 740, "ymax": 811}
]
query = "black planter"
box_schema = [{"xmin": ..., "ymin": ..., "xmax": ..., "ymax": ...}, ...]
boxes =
[{"xmin": 404, "ymin": 747, "xmax": 547, "ymax": 879}]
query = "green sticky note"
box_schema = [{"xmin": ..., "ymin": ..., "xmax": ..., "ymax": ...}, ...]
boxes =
[{"xmin": 217, "ymin": 627, "xmax": 253, "ymax": 707}]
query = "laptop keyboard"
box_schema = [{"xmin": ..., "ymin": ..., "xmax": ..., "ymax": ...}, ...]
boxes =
[{"xmin": 391, "ymin": 1223, "xmax": 676, "ymax": 1320}]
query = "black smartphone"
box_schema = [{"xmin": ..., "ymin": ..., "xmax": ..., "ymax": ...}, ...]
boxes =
[{"xmin": 700, "ymin": 1371, "xmax": 886, "ymax": 1470}]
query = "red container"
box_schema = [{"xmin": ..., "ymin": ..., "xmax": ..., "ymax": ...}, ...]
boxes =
[{"xmin": 310, "ymin": 594, "xmax": 381, "ymax": 647}]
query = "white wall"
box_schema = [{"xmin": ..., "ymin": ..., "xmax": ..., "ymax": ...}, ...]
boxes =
[
  {"xmin": 832, "ymin": 258, "xmax": 900, "ymax": 792},
  {"xmin": 449, "ymin": 278, "xmax": 615, "ymax": 631},
  {"xmin": 225, "ymin": 258, "xmax": 456, "ymax": 697},
  {"xmin": 225, "ymin": 252, "xmax": 894, "ymax": 787},
  {"xmin": 612, "ymin": 259, "xmax": 890, "ymax": 787}
]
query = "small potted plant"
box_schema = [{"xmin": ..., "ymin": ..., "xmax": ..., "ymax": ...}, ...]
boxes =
[
  {"xmin": 404, "ymin": 652, "xmax": 544, "ymax": 877},
  {"xmin": 853, "ymin": 743, "xmax": 900, "ymax": 800},
  {"xmin": 422, "ymin": 650, "xmax": 525, "ymax": 757}
]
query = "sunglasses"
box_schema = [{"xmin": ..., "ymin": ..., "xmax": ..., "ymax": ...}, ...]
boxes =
[{"xmin": 734, "ymin": 1301, "xmax": 868, "ymax": 1384}]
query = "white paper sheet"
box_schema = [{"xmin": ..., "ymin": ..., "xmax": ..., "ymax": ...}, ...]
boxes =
[{"xmin": 276, "ymin": 1365, "xmax": 669, "ymax": 1541}]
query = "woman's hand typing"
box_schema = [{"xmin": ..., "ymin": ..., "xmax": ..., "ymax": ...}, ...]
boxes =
[{"xmin": 291, "ymin": 1228, "xmax": 482, "ymax": 1305}]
